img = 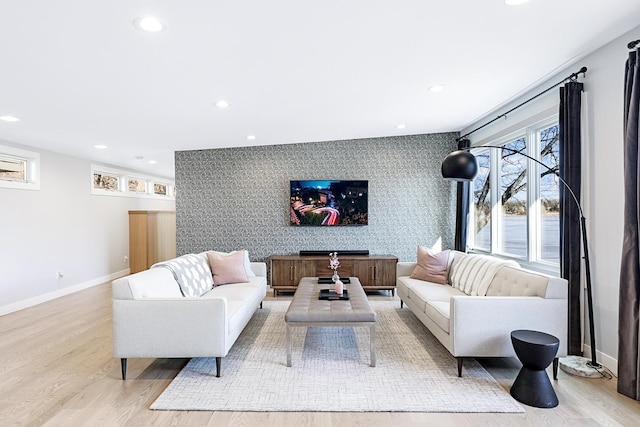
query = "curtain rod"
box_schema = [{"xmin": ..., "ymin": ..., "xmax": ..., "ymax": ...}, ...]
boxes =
[
  {"xmin": 629, "ymin": 39, "xmax": 640, "ymax": 49},
  {"xmin": 457, "ymin": 66, "xmax": 587, "ymax": 142}
]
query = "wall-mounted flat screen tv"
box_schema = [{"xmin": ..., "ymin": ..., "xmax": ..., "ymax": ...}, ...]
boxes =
[{"xmin": 290, "ymin": 180, "xmax": 368, "ymax": 226}]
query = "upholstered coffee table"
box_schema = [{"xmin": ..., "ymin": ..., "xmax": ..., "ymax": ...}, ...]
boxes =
[{"xmin": 285, "ymin": 277, "xmax": 377, "ymax": 367}]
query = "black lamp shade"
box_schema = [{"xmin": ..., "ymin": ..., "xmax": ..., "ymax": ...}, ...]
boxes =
[{"xmin": 441, "ymin": 150, "xmax": 478, "ymax": 182}]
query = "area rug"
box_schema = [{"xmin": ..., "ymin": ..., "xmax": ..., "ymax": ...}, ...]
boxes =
[{"xmin": 151, "ymin": 301, "xmax": 524, "ymax": 412}]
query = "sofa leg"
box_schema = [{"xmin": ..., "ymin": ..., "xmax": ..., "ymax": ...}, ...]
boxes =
[
  {"xmin": 400, "ymin": 299, "xmax": 404, "ymax": 309},
  {"xmin": 553, "ymin": 357, "xmax": 559, "ymax": 380},
  {"xmin": 457, "ymin": 357, "xmax": 463, "ymax": 377},
  {"xmin": 121, "ymin": 358, "xmax": 127, "ymax": 380},
  {"xmin": 260, "ymin": 301, "xmax": 263, "ymax": 309},
  {"xmin": 216, "ymin": 357, "xmax": 222, "ymax": 378}
]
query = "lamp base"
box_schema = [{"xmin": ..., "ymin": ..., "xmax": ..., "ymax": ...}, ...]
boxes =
[{"xmin": 558, "ymin": 355, "xmax": 604, "ymax": 378}]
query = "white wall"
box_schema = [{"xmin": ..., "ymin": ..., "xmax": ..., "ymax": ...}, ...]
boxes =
[
  {"xmin": 0, "ymin": 141, "xmax": 175, "ymax": 315},
  {"xmin": 462, "ymin": 25, "xmax": 640, "ymax": 372}
]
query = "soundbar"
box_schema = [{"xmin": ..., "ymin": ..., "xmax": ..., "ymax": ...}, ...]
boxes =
[{"xmin": 299, "ymin": 250, "xmax": 370, "ymax": 256}]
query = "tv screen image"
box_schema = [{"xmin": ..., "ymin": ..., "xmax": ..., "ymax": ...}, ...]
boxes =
[{"xmin": 290, "ymin": 180, "xmax": 368, "ymax": 226}]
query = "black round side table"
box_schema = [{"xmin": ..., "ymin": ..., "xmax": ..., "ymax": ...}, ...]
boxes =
[{"xmin": 510, "ymin": 329, "xmax": 560, "ymax": 408}]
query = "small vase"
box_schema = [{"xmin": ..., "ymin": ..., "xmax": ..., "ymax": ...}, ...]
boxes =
[
  {"xmin": 335, "ymin": 280, "xmax": 343, "ymax": 295},
  {"xmin": 332, "ymin": 270, "xmax": 340, "ymax": 283}
]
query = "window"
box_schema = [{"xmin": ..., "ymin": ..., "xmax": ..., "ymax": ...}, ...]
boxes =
[
  {"xmin": 538, "ymin": 125, "xmax": 560, "ymax": 263},
  {"xmin": 0, "ymin": 155, "xmax": 26, "ymax": 182},
  {"xmin": 500, "ymin": 137, "xmax": 528, "ymax": 258},
  {"xmin": 94, "ymin": 172, "xmax": 120, "ymax": 191},
  {"xmin": 91, "ymin": 164, "xmax": 175, "ymax": 200},
  {"xmin": 472, "ymin": 151, "xmax": 491, "ymax": 250},
  {"xmin": 0, "ymin": 145, "xmax": 40, "ymax": 190},
  {"xmin": 153, "ymin": 183, "xmax": 167, "ymax": 195},
  {"xmin": 128, "ymin": 178, "xmax": 146, "ymax": 193},
  {"xmin": 468, "ymin": 119, "xmax": 560, "ymax": 268}
]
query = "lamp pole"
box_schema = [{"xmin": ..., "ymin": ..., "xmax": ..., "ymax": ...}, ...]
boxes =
[{"xmin": 442, "ymin": 145, "xmax": 601, "ymax": 369}]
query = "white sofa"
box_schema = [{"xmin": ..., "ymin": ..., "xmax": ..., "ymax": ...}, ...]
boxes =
[
  {"xmin": 112, "ymin": 251, "xmax": 267, "ymax": 379},
  {"xmin": 396, "ymin": 251, "xmax": 568, "ymax": 377}
]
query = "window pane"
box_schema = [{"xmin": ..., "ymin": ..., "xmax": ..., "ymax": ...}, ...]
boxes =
[
  {"xmin": 0, "ymin": 156, "xmax": 26, "ymax": 182},
  {"xmin": 539, "ymin": 125, "xmax": 560, "ymax": 262},
  {"xmin": 473, "ymin": 151, "xmax": 491, "ymax": 250},
  {"xmin": 94, "ymin": 173, "xmax": 119, "ymax": 191},
  {"xmin": 154, "ymin": 183, "xmax": 167, "ymax": 195},
  {"xmin": 128, "ymin": 178, "xmax": 146, "ymax": 193},
  {"xmin": 500, "ymin": 138, "xmax": 527, "ymax": 257}
]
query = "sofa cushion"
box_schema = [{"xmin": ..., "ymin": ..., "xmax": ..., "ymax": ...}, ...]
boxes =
[
  {"xmin": 486, "ymin": 265, "xmax": 549, "ymax": 297},
  {"xmin": 127, "ymin": 268, "xmax": 183, "ymax": 299},
  {"xmin": 207, "ymin": 251, "xmax": 250, "ymax": 285},
  {"xmin": 425, "ymin": 301, "xmax": 451, "ymax": 333},
  {"xmin": 206, "ymin": 250, "xmax": 256, "ymax": 278},
  {"xmin": 152, "ymin": 254, "xmax": 214, "ymax": 297},
  {"xmin": 410, "ymin": 246, "xmax": 450, "ymax": 284},
  {"xmin": 205, "ymin": 284, "xmax": 260, "ymax": 302},
  {"xmin": 448, "ymin": 253, "xmax": 519, "ymax": 296},
  {"xmin": 405, "ymin": 279, "xmax": 464, "ymax": 313}
]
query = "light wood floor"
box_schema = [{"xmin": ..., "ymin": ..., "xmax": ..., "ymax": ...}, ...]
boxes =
[{"xmin": 2, "ymin": 284, "xmax": 640, "ymax": 427}]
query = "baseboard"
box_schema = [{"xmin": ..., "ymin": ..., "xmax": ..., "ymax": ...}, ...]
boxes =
[
  {"xmin": 583, "ymin": 343, "xmax": 618, "ymax": 376},
  {"xmin": 0, "ymin": 268, "xmax": 130, "ymax": 317}
]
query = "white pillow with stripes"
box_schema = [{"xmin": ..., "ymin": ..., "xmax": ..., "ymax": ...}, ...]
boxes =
[{"xmin": 449, "ymin": 253, "xmax": 519, "ymax": 296}]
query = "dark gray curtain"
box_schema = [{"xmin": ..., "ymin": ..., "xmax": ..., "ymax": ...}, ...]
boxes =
[
  {"xmin": 618, "ymin": 46, "xmax": 640, "ymax": 400},
  {"xmin": 559, "ymin": 81, "xmax": 584, "ymax": 356},
  {"xmin": 454, "ymin": 138, "xmax": 471, "ymax": 252}
]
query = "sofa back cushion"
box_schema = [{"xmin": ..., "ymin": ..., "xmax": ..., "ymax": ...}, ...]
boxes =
[
  {"xmin": 125, "ymin": 268, "xmax": 183, "ymax": 299},
  {"xmin": 486, "ymin": 265, "xmax": 550, "ymax": 297},
  {"xmin": 152, "ymin": 254, "xmax": 214, "ymax": 297},
  {"xmin": 449, "ymin": 253, "xmax": 519, "ymax": 296}
]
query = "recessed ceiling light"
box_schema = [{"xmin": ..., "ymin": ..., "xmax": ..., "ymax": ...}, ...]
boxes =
[
  {"xmin": 396, "ymin": 124, "xmax": 406, "ymax": 129},
  {"xmin": 505, "ymin": 0, "xmax": 529, "ymax": 5},
  {"xmin": 215, "ymin": 100, "xmax": 230, "ymax": 108},
  {"xmin": 148, "ymin": 160, "xmax": 158, "ymax": 164},
  {"xmin": 93, "ymin": 144, "xmax": 108, "ymax": 149},
  {"xmin": 135, "ymin": 156, "xmax": 144, "ymax": 161},
  {"xmin": 0, "ymin": 115, "xmax": 21, "ymax": 122},
  {"xmin": 246, "ymin": 135, "xmax": 256, "ymax": 140},
  {"xmin": 133, "ymin": 16, "xmax": 166, "ymax": 32},
  {"xmin": 429, "ymin": 84, "xmax": 445, "ymax": 93}
]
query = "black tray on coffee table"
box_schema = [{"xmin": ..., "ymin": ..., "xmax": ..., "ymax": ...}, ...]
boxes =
[
  {"xmin": 317, "ymin": 277, "xmax": 351, "ymax": 284},
  {"xmin": 319, "ymin": 289, "xmax": 350, "ymax": 300}
]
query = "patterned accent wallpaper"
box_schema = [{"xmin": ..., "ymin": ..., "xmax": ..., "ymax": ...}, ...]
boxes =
[{"xmin": 176, "ymin": 133, "xmax": 458, "ymax": 263}]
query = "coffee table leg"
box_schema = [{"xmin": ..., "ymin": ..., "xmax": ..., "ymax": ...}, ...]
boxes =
[
  {"xmin": 370, "ymin": 324, "xmax": 376, "ymax": 367},
  {"xmin": 286, "ymin": 324, "xmax": 292, "ymax": 367}
]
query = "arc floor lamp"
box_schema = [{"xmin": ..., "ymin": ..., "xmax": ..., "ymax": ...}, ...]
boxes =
[{"xmin": 441, "ymin": 145, "xmax": 603, "ymax": 376}]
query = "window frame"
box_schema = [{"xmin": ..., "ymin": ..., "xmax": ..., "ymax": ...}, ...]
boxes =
[
  {"xmin": 0, "ymin": 144, "xmax": 40, "ymax": 191},
  {"xmin": 91, "ymin": 164, "xmax": 175, "ymax": 200},
  {"xmin": 467, "ymin": 115, "xmax": 560, "ymax": 273}
]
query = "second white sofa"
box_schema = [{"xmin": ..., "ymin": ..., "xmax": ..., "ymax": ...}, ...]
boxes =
[
  {"xmin": 112, "ymin": 250, "xmax": 267, "ymax": 379},
  {"xmin": 397, "ymin": 249, "xmax": 568, "ymax": 377}
]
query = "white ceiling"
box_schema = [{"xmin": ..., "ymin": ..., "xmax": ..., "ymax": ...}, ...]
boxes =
[{"xmin": 1, "ymin": 1, "xmax": 639, "ymax": 179}]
